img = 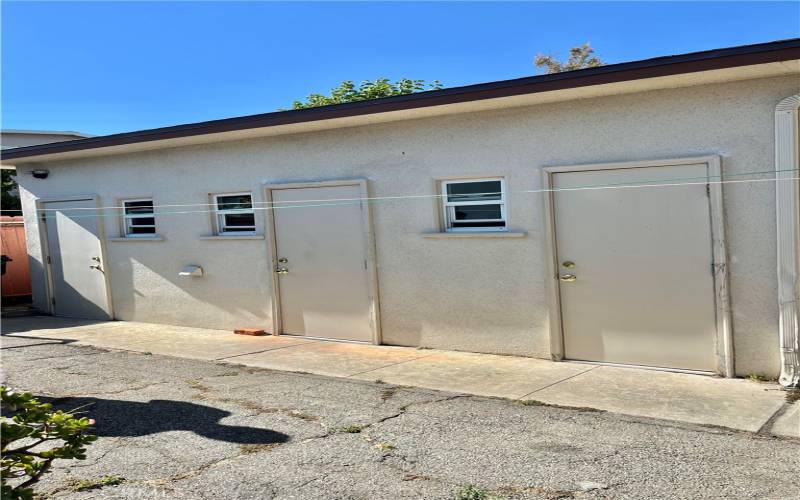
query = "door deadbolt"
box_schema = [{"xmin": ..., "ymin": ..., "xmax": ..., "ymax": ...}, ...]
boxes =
[
  {"xmin": 562, "ymin": 261, "xmax": 575, "ymax": 268},
  {"xmin": 278, "ymin": 258, "xmax": 288, "ymax": 263},
  {"xmin": 559, "ymin": 274, "xmax": 577, "ymax": 282}
]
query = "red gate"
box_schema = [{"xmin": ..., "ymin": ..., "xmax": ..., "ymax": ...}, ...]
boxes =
[{"xmin": 1, "ymin": 216, "xmax": 32, "ymax": 298}]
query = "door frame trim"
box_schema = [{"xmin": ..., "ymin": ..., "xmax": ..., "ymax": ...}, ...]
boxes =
[
  {"xmin": 541, "ymin": 155, "xmax": 734, "ymax": 377},
  {"xmin": 262, "ymin": 179, "xmax": 382, "ymax": 344},
  {"xmin": 35, "ymin": 194, "xmax": 114, "ymax": 319}
]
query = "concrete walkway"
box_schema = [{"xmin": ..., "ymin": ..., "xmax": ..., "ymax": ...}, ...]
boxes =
[{"xmin": 2, "ymin": 316, "xmax": 797, "ymax": 436}]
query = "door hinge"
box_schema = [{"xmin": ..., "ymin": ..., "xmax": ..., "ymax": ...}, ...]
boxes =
[
  {"xmin": 46, "ymin": 255, "xmax": 51, "ymax": 264},
  {"xmin": 706, "ymin": 184, "xmax": 711, "ymax": 197},
  {"xmin": 51, "ymin": 297, "xmax": 56, "ymax": 306},
  {"xmin": 364, "ymin": 259, "xmax": 368, "ymax": 270}
]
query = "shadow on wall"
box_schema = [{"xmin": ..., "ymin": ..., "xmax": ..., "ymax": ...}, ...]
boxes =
[
  {"xmin": 39, "ymin": 277, "xmax": 110, "ymax": 321},
  {"xmin": 44, "ymin": 205, "xmax": 113, "ymax": 320},
  {"xmin": 29, "ymin": 206, "xmax": 270, "ymax": 326},
  {"xmin": 48, "ymin": 396, "xmax": 290, "ymax": 445}
]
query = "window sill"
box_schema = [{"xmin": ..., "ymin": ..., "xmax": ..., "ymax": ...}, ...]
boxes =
[
  {"xmin": 199, "ymin": 234, "xmax": 265, "ymax": 241},
  {"xmin": 422, "ymin": 231, "xmax": 527, "ymax": 239},
  {"xmin": 108, "ymin": 236, "xmax": 164, "ymax": 242}
]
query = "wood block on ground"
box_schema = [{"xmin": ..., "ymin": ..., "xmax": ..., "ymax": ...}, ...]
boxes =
[{"xmin": 234, "ymin": 328, "xmax": 266, "ymax": 336}]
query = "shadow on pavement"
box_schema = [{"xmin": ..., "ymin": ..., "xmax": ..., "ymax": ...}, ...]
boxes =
[
  {"xmin": 0, "ymin": 335, "xmax": 78, "ymax": 349},
  {"xmin": 49, "ymin": 396, "xmax": 290, "ymax": 445},
  {"xmin": 0, "ymin": 340, "xmax": 77, "ymax": 350}
]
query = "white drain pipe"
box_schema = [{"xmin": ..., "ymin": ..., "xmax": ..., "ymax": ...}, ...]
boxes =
[{"xmin": 775, "ymin": 94, "xmax": 800, "ymax": 388}]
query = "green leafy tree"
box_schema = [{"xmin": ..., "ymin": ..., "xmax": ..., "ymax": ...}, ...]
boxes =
[
  {"xmin": 1, "ymin": 169, "xmax": 21, "ymax": 215},
  {"xmin": 1, "ymin": 387, "xmax": 97, "ymax": 499},
  {"xmin": 291, "ymin": 78, "xmax": 443, "ymax": 109},
  {"xmin": 534, "ymin": 43, "xmax": 603, "ymax": 74}
]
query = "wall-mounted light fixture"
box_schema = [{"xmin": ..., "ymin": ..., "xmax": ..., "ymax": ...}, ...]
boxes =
[
  {"xmin": 178, "ymin": 265, "xmax": 204, "ymax": 277},
  {"xmin": 30, "ymin": 169, "xmax": 49, "ymax": 179}
]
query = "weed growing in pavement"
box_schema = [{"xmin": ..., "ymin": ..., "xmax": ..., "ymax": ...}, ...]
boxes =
[
  {"xmin": 72, "ymin": 475, "xmax": 125, "ymax": 492},
  {"xmin": 335, "ymin": 425, "xmax": 364, "ymax": 433},
  {"xmin": 454, "ymin": 485, "xmax": 497, "ymax": 500}
]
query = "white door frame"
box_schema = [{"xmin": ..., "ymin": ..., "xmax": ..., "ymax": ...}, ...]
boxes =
[
  {"xmin": 263, "ymin": 179, "xmax": 382, "ymax": 344},
  {"xmin": 35, "ymin": 194, "xmax": 114, "ymax": 319},
  {"xmin": 541, "ymin": 155, "xmax": 734, "ymax": 377}
]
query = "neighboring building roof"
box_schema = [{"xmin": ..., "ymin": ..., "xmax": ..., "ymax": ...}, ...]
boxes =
[
  {"xmin": 0, "ymin": 131, "xmax": 95, "ymax": 162},
  {"xmin": 2, "ymin": 38, "xmax": 798, "ymax": 164},
  {"xmin": 1, "ymin": 129, "xmax": 93, "ymax": 138}
]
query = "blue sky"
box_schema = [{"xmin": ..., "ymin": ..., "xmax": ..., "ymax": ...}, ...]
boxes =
[{"xmin": 2, "ymin": 1, "xmax": 798, "ymax": 136}]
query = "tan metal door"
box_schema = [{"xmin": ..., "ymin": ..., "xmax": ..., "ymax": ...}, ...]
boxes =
[
  {"xmin": 42, "ymin": 199, "xmax": 111, "ymax": 320},
  {"xmin": 271, "ymin": 184, "xmax": 373, "ymax": 342},
  {"xmin": 553, "ymin": 164, "xmax": 717, "ymax": 371}
]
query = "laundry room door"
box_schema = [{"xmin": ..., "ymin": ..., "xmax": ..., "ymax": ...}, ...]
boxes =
[
  {"xmin": 552, "ymin": 163, "xmax": 718, "ymax": 372},
  {"xmin": 42, "ymin": 198, "xmax": 111, "ymax": 320},
  {"xmin": 270, "ymin": 182, "xmax": 375, "ymax": 342}
]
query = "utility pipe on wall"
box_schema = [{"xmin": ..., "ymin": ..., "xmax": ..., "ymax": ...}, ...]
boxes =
[{"xmin": 775, "ymin": 94, "xmax": 800, "ymax": 388}]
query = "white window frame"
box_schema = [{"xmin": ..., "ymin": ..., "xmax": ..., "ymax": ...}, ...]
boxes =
[
  {"xmin": 441, "ymin": 177, "xmax": 507, "ymax": 232},
  {"xmin": 213, "ymin": 192, "xmax": 257, "ymax": 235},
  {"xmin": 122, "ymin": 198, "xmax": 156, "ymax": 238}
]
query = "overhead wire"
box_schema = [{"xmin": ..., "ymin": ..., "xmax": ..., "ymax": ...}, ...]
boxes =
[
  {"xmin": 4, "ymin": 166, "xmax": 796, "ymax": 212},
  {"xmin": 1, "ymin": 167, "xmax": 798, "ymax": 220}
]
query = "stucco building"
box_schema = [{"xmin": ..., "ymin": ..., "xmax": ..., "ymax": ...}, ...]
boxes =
[{"xmin": 2, "ymin": 39, "xmax": 799, "ymax": 386}]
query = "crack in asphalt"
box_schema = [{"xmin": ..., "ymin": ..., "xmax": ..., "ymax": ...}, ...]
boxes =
[
  {"xmin": 50, "ymin": 381, "xmax": 174, "ymax": 400},
  {"xmin": 41, "ymin": 367, "xmax": 608, "ymax": 498},
  {"xmin": 8, "ymin": 334, "xmax": 800, "ymax": 500},
  {"xmin": 61, "ymin": 438, "xmax": 130, "ymax": 470},
  {"xmin": 371, "ymin": 394, "xmax": 469, "ymax": 426},
  {"xmin": 756, "ymin": 400, "xmax": 797, "ymax": 436},
  {"xmin": 183, "ymin": 378, "xmax": 327, "ymax": 426},
  {"xmin": 6, "ymin": 350, "xmax": 106, "ymax": 362}
]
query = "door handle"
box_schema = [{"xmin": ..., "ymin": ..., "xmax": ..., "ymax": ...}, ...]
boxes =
[
  {"xmin": 275, "ymin": 268, "xmax": 289, "ymax": 275},
  {"xmin": 559, "ymin": 274, "xmax": 577, "ymax": 282}
]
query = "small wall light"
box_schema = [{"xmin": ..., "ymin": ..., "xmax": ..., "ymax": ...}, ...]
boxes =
[
  {"xmin": 30, "ymin": 169, "xmax": 49, "ymax": 179},
  {"xmin": 178, "ymin": 265, "xmax": 204, "ymax": 277}
]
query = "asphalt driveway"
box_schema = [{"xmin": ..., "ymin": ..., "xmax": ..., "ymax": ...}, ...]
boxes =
[
  {"xmin": 4, "ymin": 316, "xmax": 794, "ymax": 435},
  {"xmin": 2, "ymin": 333, "xmax": 799, "ymax": 499}
]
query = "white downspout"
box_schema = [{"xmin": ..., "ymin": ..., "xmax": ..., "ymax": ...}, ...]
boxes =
[{"xmin": 775, "ymin": 94, "xmax": 800, "ymax": 388}]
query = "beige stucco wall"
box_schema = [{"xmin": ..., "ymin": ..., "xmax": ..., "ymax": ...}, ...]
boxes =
[{"xmin": 16, "ymin": 75, "xmax": 799, "ymax": 377}]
